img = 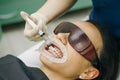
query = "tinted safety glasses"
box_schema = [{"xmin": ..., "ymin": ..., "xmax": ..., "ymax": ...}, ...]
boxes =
[{"xmin": 54, "ymin": 22, "xmax": 100, "ymax": 69}]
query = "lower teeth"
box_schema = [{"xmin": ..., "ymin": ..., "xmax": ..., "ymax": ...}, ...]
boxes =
[
  {"xmin": 48, "ymin": 45, "xmax": 63, "ymax": 58},
  {"xmin": 40, "ymin": 37, "xmax": 68, "ymax": 63}
]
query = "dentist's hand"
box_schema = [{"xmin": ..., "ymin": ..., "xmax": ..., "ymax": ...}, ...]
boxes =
[{"xmin": 20, "ymin": 11, "xmax": 48, "ymax": 41}]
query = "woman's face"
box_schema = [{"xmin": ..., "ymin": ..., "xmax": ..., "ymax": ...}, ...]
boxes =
[{"xmin": 39, "ymin": 21, "xmax": 103, "ymax": 77}]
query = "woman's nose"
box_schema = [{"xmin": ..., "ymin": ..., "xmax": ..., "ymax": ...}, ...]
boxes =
[{"xmin": 55, "ymin": 33, "xmax": 69, "ymax": 45}]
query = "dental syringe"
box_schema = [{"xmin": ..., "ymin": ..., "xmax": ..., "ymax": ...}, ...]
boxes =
[{"xmin": 26, "ymin": 16, "xmax": 53, "ymax": 46}]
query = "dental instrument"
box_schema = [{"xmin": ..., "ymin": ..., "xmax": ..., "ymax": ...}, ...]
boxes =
[{"xmin": 26, "ymin": 16, "xmax": 53, "ymax": 47}]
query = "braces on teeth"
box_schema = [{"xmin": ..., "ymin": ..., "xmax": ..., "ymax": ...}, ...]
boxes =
[
  {"xmin": 40, "ymin": 37, "xmax": 68, "ymax": 63},
  {"xmin": 48, "ymin": 46, "xmax": 62, "ymax": 58}
]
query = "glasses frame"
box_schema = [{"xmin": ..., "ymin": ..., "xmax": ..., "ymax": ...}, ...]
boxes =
[{"xmin": 54, "ymin": 22, "xmax": 101, "ymax": 70}]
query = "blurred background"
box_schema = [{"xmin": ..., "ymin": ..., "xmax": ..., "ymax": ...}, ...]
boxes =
[{"xmin": 0, "ymin": 0, "xmax": 92, "ymax": 57}]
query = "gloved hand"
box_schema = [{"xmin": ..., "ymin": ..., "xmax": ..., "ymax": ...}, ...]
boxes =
[{"xmin": 20, "ymin": 11, "xmax": 48, "ymax": 41}]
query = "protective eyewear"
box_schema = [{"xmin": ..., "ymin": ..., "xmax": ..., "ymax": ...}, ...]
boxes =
[{"xmin": 53, "ymin": 22, "xmax": 100, "ymax": 69}]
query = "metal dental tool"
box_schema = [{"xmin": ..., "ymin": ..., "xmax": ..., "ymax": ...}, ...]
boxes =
[{"xmin": 26, "ymin": 16, "xmax": 53, "ymax": 46}]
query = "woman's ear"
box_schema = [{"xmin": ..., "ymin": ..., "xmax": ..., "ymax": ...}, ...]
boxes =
[{"xmin": 79, "ymin": 66, "xmax": 99, "ymax": 79}]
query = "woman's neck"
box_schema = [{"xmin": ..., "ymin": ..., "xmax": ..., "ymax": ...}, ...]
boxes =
[{"xmin": 40, "ymin": 66, "xmax": 74, "ymax": 80}]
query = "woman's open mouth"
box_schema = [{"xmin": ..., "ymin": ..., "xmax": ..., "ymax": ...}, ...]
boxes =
[{"xmin": 40, "ymin": 37, "xmax": 68, "ymax": 63}]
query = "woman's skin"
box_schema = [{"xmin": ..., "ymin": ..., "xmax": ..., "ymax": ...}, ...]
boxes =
[{"xmin": 39, "ymin": 21, "xmax": 103, "ymax": 80}]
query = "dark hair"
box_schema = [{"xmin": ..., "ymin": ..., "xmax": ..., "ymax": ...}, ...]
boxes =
[{"xmin": 86, "ymin": 20, "xmax": 119, "ymax": 80}]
